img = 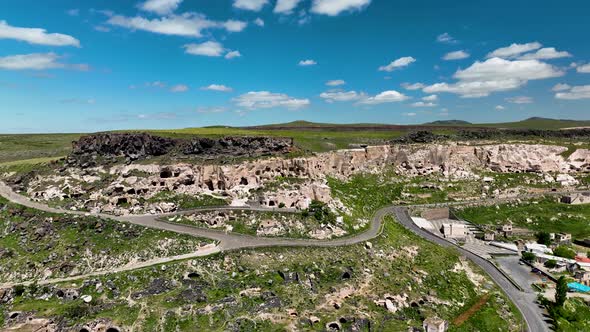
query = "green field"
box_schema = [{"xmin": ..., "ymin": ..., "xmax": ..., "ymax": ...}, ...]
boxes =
[{"xmin": 455, "ymin": 197, "xmax": 590, "ymax": 239}]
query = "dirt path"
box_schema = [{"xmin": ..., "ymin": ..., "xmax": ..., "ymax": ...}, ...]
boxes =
[{"xmin": 452, "ymin": 293, "xmax": 490, "ymax": 326}]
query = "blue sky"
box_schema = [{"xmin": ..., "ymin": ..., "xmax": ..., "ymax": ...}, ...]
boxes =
[{"xmin": 1, "ymin": 0, "xmax": 589, "ymax": 133}]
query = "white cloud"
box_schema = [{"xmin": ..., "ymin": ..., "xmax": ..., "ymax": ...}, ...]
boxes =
[
  {"xmin": 233, "ymin": 0, "xmax": 268, "ymax": 11},
  {"xmin": 139, "ymin": 0, "xmax": 183, "ymax": 15},
  {"xmin": 311, "ymin": 0, "xmax": 372, "ymax": 16},
  {"xmin": 170, "ymin": 84, "xmax": 189, "ymax": 92},
  {"xmin": 225, "ymin": 50, "xmax": 242, "ymax": 59},
  {"xmin": 201, "ymin": 84, "xmax": 233, "ymax": 92},
  {"xmin": 0, "ymin": 53, "xmax": 65, "ymax": 70},
  {"xmin": 552, "ymin": 83, "xmax": 571, "ymax": 92},
  {"xmin": 298, "ymin": 59, "xmax": 317, "ymax": 66},
  {"xmin": 94, "ymin": 26, "xmax": 111, "ymax": 32},
  {"xmin": 326, "ymin": 79, "xmax": 345, "ymax": 86},
  {"xmin": 224, "ymin": 20, "xmax": 248, "ymax": 32},
  {"xmin": 60, "ymin": 98, "xmax": 95, "ymax": 104},
  {"xmin": 378, "ymin": 56, "xmax": 415, "ymax": 72},
  {"xmin": 495, "ymin": 105, "xmax": 505, "ymax": 110},
  {"xmin": 518, "ymin": 47, "xmax": 572, "ymax": 60},
  {"xmin": 424, "ymin": 57, "xmax": 564, "ymax": 98},
  {"xmin": 442, "ymin": 50, "xmax": 470, "ymax": 61},
  {"xmin": 404, "ymin": 112, "xmax": 417, "ymax": 117},
  {"xmin": 454, "ymin": 57, "xmax": 563, "ymax": 82},
  {"xmin": 107, "ymin": 13, "xmax": 245, "ymax": 37},
  {"xmin": 505, "ymin": 96, "xmax": 533, "ymax": 104},
  {"xmin": 358, "ymin": 90, "xmax": 409, "ymax": 105},
  {"xmin": 146, "ymin": 81, "xmax": 166, "ymax": 88},
  {"xmin": 254, "ymin": 18, "xmax": 265, "ymax": 26},
  {"xmin": 422, "ymin": 94, "xmax": 438, "ymax": 101},
  {"xmin": 196, "ymin": 106, "xmax": 227, "ymax": 114},
  {"xmin": 486, "ymin": 42, "xmax": 542, "ymax": 59},
  {"xmin": 555, "ymin": 85, "xmax": 590, "ymax": 100},
  {"xmin": 577, "ymin": 64, "xmax": 590, "ymax": 73},
  {"xmin": 183, "ymin": 41, "xmax": 224, "ymax": 57},
  {"xmin": 0, "ymin": 20, "xmax": 80, "ymax": 47},
  {"xmin": 320, "ymin": 90, "xmax": 365, "ymax": 103},
  {"xmin": 401, "ymin": 82, "xmax": 425, "ymax": 90},
  {"xmin": 234, "ymin": 91, "xmax": 310, "ymax": 110},
  {"xmin": 436, "ymin": 32, "xmax": 457, "ymax": 44},
  {"xmin": 66, "ymin": 9, "xmax": 80, "ymax": 16},
  {"xmin": 411, "ymin": 102, "xmax": 436, "ymax": 107},
  {"xmin": 274, "ymin": 0, "xmax": 303, "ymax": 13},
  {"xmin": 137, "ymin": 112, "xmax": 177, "ymax": 120}
]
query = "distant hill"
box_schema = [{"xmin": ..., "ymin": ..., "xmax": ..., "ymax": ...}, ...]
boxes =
[
  {"xmin": 479, "ymin": 117, "xmax": 590, "ymax": 130},
  {"xmin": 423, "ymin": 120, "xmax": 472, "ymax": 126}
]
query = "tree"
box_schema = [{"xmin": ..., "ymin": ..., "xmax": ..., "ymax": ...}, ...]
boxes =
[
  {"xmin": 522, "ymin": 252, "xmax": 536, "ymax": 262},
  {"xmin": 536, "ymin": 232, "xmax": 552, "ymax": 246},
  {"xmin": 544, "ymin": 260, "xmax": 557, "ymax": 269},
  {"xmin": 553, "ymin": 246, "xmax": 576, "ymax": 259},
  {"xmin": 555, "ymin": 276, "xmax": 568, "ymax": 307}
]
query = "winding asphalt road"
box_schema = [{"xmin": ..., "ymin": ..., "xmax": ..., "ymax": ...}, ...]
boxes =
[{"xmin": 0, "ymin": 181, "xmax": 559, "ymax": 331}]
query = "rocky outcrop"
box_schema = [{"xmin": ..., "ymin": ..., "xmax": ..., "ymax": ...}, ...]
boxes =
[{"xmin": 68, "ymin": 133, "xmax": 294, "ymax": 164}]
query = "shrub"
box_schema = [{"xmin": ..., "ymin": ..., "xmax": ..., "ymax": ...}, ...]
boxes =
[
  {"xmin": 522, "ymin": 252, "xmax": 536, "ymax": 262},
  {"xmin": 553, "ymin": 246, "xmax": 576, "ymax": 259},
  {"xmin": 544, "ymin": 260, "xmax": 557, "ymax": 269},
  {"xmin": 536, "ymin": 232, "xmax": 552, "ymax": 246}
]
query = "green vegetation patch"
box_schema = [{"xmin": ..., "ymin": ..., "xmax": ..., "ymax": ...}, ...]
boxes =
[
  {"xmin": 455, "ymin": 197, "xmax": 590, "ymax": 239},
  {"xmin": 0, "ymin": 197, "xmax": 211, "ymax": 283}
]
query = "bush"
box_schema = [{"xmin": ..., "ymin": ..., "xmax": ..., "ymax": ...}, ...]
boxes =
[
  {"xmin": 553, "ymin": 246, "xmax": 576, "ymax": 259},
  {"xmin": 536, "ymin": 232, "xmax": 552, "ymax": 246},
  {"xmin": 305, "ymin": 200, "xmax": 336, "ymax": 224},
  {"xmin": 522, "ymin": 252, "xmax": 536, "ymax": 262},
  {"xmin": 544, "ymin": 260, "xmax": 557, "ymax": 269}
]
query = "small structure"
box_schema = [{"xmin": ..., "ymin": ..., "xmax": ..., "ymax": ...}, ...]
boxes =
[
  {"xmin": 524, "ymin": 243, "xmax": 552, "ymax": 255},
  {"xmin": 441, "ymin": 223, "xmax": 467, "ymax": 240},
  {"xmin": 561, "ymin": 193, "xmax": 590, "ymax": 205},
  {"xmin": 483, "ymin": 232, "xmax": 495, "ymax": 241},
  {"xmin": 498, "ymin": 222, "xmax": 513, "ymax": 237},
  {"xmin": 574, "ymin": 270, "xmax": 590, "ymax": 286},
  {"xmin": 555, "ymin": 233, "xmax": 572, "ymax": 244},
  {"xmin": 423, "ymin": 317, "xmax": 448, "ymax": 332}
]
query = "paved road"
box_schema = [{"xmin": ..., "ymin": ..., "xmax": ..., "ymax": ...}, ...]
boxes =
[
  {"xmin": 1, "ymin": 181, "xmax": 563, "ymax": 332},
  {"xmin": 393, "ymin": 207, "xmax": 548, "ymax": 332}
]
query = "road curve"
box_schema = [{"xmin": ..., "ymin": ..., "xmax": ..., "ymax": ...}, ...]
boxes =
[{"xmin": 0, "ymin": 181, "xmax": 546, "ymax": 331}]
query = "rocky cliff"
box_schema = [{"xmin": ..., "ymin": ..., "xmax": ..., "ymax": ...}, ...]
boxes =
[{"xmin": 67, "ymin": 133, "xmax": 294, "ymax": 165}]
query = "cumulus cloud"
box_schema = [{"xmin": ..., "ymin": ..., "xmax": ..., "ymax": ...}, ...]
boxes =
[
  {"xmin": 196, "ymin": 106, "xmax": 227, "ymax": 113},
  {"xmin": 201, "ymin": 84, "xmax": 233, "ymax": 92},
  {"xmin": 552, "ymin": 83, "xmax": 571, "ymax": 92},
  {"xmin": 0, "ymin": 53, "xmax": 88, "ymax": 71},
  {"xmin": 234, "ymin": 91, "xmax": 310, "ymax": 110},
  {"xmin": 486, "ymin": 42, "xmax": 542, "ymax": 59},
  {"xmin": 577, "ymin": 64, "xmax": 590, "ymax": 73},
  {"xmin": 506, "ymin": 96, "xmax": 533, "ymax": 104},
  {"xmin": 411, "ymin": 102, "xmax": 436, "ymax": 107},
  {"xmin": 436, "ymin": 32, "xmax": 457, "ymax": 44},
  {"xmin": 401, "ymin": 82, "xmax": 425, "ymax": 90},
  {"xmin": 0, "ymin": 20, "xmax": 80, "ymax": 47},
  {"xmin": 518, "ymin": 47, "xmax": 572, "ymax": 60},
  {"xmin": 422, "ymin": 94, "xmax": 438, "ymax": 101},
  {"xmin": 358, "ymin": 90, "xmax": 409, "ymax": 105},
  {"xmin": 443, "ymin": 50, "xmax": 470, "ymax": 61},
  {"xmin": 254, "ymin": 18, "xmax": 265, "ymax": 26},
  {"xmin": 66, "ymin": 9, "xmax": 80, "ymax": 16},
  {"xmin": 170, "ymin": 84, "xmax": 189, "ymax": 92},
  {"xmin": 298, "ymin": 59, "xmax": 317, "ymax": 66},
  {"xmin": 326, "ymin": 79, "xmax": 345, "ymax": 86},
  {"xmin": 225, "ymin": 50, "xmax": 242, "ymax": 59},
  {"xmin": 233, "ymin": 0, "xmax": 268, "ymax": 11},
  {"xmin": 320, "ymin": 90, "xmax": 365, "ymax": 103},
  {"xmin": 378, "ymin": 56, "xmax": 415, "ymax": 72},
  {"xmin": 555, "ymin": 85, "xmax": 590, "ymax": 100},
  {"xmin": 424, "ymin": 57, "xmax": 564, "ymax": 98},
  {"xmin": 495, "ymin": 105, "xmax": 505, "ymax": 110},
  {"xmin": 274, "ymin": 0, "xmax": 303, "ymax": 13},
  {"xmin": 311, "ymin": 0, "xmax": 372, "ymax": 16},
  {"xmin": 184, "ymin": 41, "xmax": 240, "ymax": 59},
  {"xmin": 146, "ymin": 81, "xmax": 166, "ymax": 88},
  {"xmin": 107, "ymin": 13, "xmax": 246, "ymax": 37},
  {"xmin": 139, "ymin": 0, "xmax": 183, "ymax": 15}
]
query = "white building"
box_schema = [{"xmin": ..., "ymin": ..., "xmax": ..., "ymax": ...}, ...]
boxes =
[{"xmin": 441, "ymin": 223, "xmax": 467, "ymax": 240}]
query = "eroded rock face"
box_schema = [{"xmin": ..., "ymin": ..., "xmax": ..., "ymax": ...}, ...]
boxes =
[
  {"xmin": 22, "ymin": 143, "xmax": 590, "ymax": 215},
  {"xmin": 71, "ymin": 133, "xmax": 176, "ymax": 161}
]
